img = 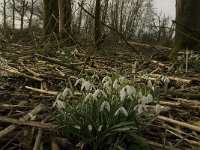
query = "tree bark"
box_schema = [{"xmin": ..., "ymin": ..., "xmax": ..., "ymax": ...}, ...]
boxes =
[
  {"xmin": 3, "ymin": 0, "xmax": 7, "ymax": 28},
  {"xmin": 175, "ymin": 0, "xmax": 200, "ymax": 49},
  {"xmin": 12, "ymin": 0, "xmax": 15, "ymax": 29},
  {"xmin": 94, "ymin": 0, "xmax": 101, "ymax": 49},
  {"xmin": 43, "ymin": 0, "xmax": 59, "ymax": 36},
  {"xmin": 58, "ymin": 0, "xmax": 71, "ymax": 38}
]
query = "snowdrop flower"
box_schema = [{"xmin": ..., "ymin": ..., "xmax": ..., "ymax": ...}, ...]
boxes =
[
  {"xmin": 139, "ymin": 94, "xmax": 153, "ymax": 104},
  {"xmin": 53, "ymin": 99, "xmax": 66, "ymax": 110},
  {"xmin": 73, "ymin": 125, "xmax": 81, "ymax": 130},
  {"xmin": 61, "ymin": 51, "xmax": 65, "ymax": 55},
  {"xmin": 93, "ymin": 89, "xmax": 107, "ymax": 100},
  {"xmin": 103, "ymin": 81, "xmax": 112, "ymax": 94},
  {"xmin": 74, "ymin": 78, "xmax": 85, "ymax": 86},
  {"xmin": 71, "ymin": 48, "xmax": 79, "ymax": 55},
  {"xmin": 113, "ymin": 79, "xmax": 120, "ymax": 90},
  {"xmin": 118, "ymin": 76, "xmax": 125, "ymax": 85},
  {"xmin": 147, "ymin": 80, "xmax": 155, "ymax": 91},
  {"xmin": 100, "ymin": 101, "xmax": 110, "ymax": 112},
  {"xmin": 146, "ymin": 94, "xmax": 153, "ymax": 103},
  {"xmin": 84, "ymin": 93, "xmax": 93, "ymax": 102},
  {"xmin": 91, "ymin": 74, "xmax": 100, "ymax": 81},
  {"xmin": 62, "ymin": 88, "xmax": 73, "ymax": 98},
  {"xmin": 120, "ymin": 88, "xmax": 127, "ymax": 101},
  {"xmin": 119, "ymin": 85, "xmax": 136, "ymax": 101},
  {"xmin": 137, "ymin": 91, "xmax": 143, "ymax": 98},
  {"xmin": 155, "ymin": 104, "xmax": 161, "ymax": 115},
  {"xmin": 88, "ymin": 124, "xmax": 93, "ymax": 131},
  {"xmin": 114, "ymin": 107, "xmax": 128, "ymax": 117},
  {"xmin": 98, "ymin": 125, "xmax": 103, "ymax": 132},
  {"xmin": 134, "ymin": 104, "xmax": 147, "ymax": 114},
  {"xmin": 102, "ymin": 76, "xmax": 112, "ymax": 84},
  {"xmin": 161, "ymin": 76, "xmax": 170, "ymax": 84},
  {"xmin": 81, "ymin": 81, "xmax": 95, "ymax": 91}
]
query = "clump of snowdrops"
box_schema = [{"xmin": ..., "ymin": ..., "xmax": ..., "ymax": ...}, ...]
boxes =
[{"xmin": 53, "ymin": 75, "xmax": 162, "ymax": 150}]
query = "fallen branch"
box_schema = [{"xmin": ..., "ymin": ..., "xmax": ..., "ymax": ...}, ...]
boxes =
[
  {"xmin": 0, "ymin": 104, "xmax": 44, "ymax": 139},
  {"xmin": 158, "ymin": 116, "xmax": 200, "ymax": 132}
]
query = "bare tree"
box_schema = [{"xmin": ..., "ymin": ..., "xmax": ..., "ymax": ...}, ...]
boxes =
[
  {"xmin": 43, "ymin": 0, "xmax": 59, "ymax": 36},
  {"xmin": 94, "ymin": 0, "xmax": 101, "ymax": 48},
  {"xmin": 175, "ymin": 0, "xmax": 200, "ymax": 49}
]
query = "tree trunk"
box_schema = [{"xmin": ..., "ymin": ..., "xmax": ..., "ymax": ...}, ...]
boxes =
[
  {"xmin": 12, "ymin": 0, "xmax": 15, "ymax": 29},
  {"xmin": 29, "ymin": 0, "xmax": 34, "ymax": 29},
  {"xmin": 58, "ymin": 0, "xmax": 71, "ymax": 39},
  {"xmin": 43, "ymin": 0, "xmax": 59, "ymax": 36},
  {"xmin": 119, "ymin": 1, "xmax": 124, "ymax": 33},
  {"xmin": 3, "ymin": 0, "xmax": 7, "ymax": 28},
  {"xmin": 175, "ymin": 0, "xmax": 200, "ymax": 49},
  {"xmin": 20, "ymin": 0, "xmax": 27, "ymax": 30},
  {"xmin": 94, "ymin": 0, "xmax": 101, "ymax": 49},
  {"xmin": 77, "ymin": 0, "xmax": 85, "ymax": 34}
]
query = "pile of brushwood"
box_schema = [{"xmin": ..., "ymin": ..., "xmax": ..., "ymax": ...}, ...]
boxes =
[{"xmin": 0, "ymin": 39, "xmax": 200, "ymax": 150}]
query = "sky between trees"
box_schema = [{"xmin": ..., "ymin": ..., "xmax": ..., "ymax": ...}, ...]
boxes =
[{"xmin": 0, "ymin": 0, "xmax": 176, "ymax": 27}]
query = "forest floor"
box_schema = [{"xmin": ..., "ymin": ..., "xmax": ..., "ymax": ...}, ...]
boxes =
[{"xmin": 0, "ymin": 41, "xmax": 200, "ymax": 150}]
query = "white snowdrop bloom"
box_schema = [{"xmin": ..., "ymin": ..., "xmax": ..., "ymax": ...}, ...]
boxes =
[
  {"xmin": 125, "ymin": 85, "xmax": 136, "ymax": 98},
  {"xmin": 93, "ymin": 89, "xmax": 107, "ymax": 100},
  {"xmin": 118, "ymin": 76, "xmax": 125, "ymax": 85},
  {"xmin": 84, "ymin": 93, "xmax": 93, "ymax": 102},
  {"xmin": 93, "ymin": 89, "xmax": 101, "ymax": 100},
  {"xmin": 62, "ymin": 88, "xmax": 73, "ymax": 98},
  {"xmin": 73, "ymin": 125, "xmax": 81, "ymax": 130},
  {"xmin": 155, "ymin": 104, "xmax": 161, "ymax": 115},
  {"xmin": 120, "ymin": 88, "xmax": 127, "ymax": 101},
  {"xmin": 61, "ymin": 51, "xmax": 65, "ymax": 55},
  {"xmin": 102, "ymin": 76, "xmax": 112, "ymax": 84},
  {"xmin": 114, "ymin": 107, "xmax": 128, "ymax": 117},
  {"xmin": 138, "ymin": 91, "xmax": 143, "ymax": 98},
  {"xmin": 134, "ymin": 104, "xmax": 147, "ymax": 114},
  {"xmin": 56, "ymin": 93, "xmax": 62, "ymax": 101},
  {"xmin": 81, "ymin": 81, "xmax": 95, "ymax": 91},
  {"xmin": 147, "ymin": 80, "xmax": 152, "ymax": 87},
  {"xmin": 74, "ymin": 78, "xmax": 85, "ymax": 86},
  {"xmin": 98, "ymin": 125, "xmax": 103, "ymax": 132},
  {"xmin": 53, "ymin": 100, "xmax": 66, "ymax": 110},
  {"xmin": 91, "ymin": 74, "xmax": 100, "ymax": 80},
  {"xmin": 88, "ymin": 124, "xmax": 93, "ymax": 131},
  {"xmin": 103, "ymin": 81, "xmax": 112, "ymax": 94},
  {"xmin": 146, "ymin": 94, "xmax": 153, "ymax": 103},
  {"xmin": 140, "ymin": 96, "xmax": 149, "ymax": 105},
  {"xmin": 161, "ymin": 76, "xmax": 170, "ymax": 84},
  {"xmin": 113, "ymin": 79, "xmax": 120, "ymax": 90},
  {"xmin": 100, "ymin": 101, "xmax": 111, "ymax": 112}
]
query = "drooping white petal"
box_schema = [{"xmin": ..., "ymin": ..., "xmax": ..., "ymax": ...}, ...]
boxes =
[
  {"xmin": 62, "ymin": 88, "xmax": 73, "ymax": 98},
  {"xmin": 147, "ymin": 80, "xmax": 152, "ymax": 87},
  {"xmin": 53, "ymin": 100, "xmax": 66, "ymax": 110},
  {"xmin": 120, "ymin": 88, "xmax": 126, "ymax": 101},
  {"xmin": 98, "ymin": 125, "xmax": 103, "ymax": 132},
  {"xmin": 118, "ymin": 76, "xmax": 125, "ymax": 85},
  {"xmin": 125, "ymin": 85, "xmax": 136, "ymax": 98},
  {"xmin": 102, "ymin": 76, "xmax": 112, "ymax": 84},
  {"xmin": 103, "ymin": 81, "xmax": 111, "ymax": 94},
  {"xmin": 93, "ymin": 89, "xmax": 101, "ymax": 100},
  {"xmin": 56, "ymin": 93, "xmax": 62, "ymax": 101},
  {"xmin": 100, "ymin": 101, "xmax": 110, "ymax": 112},
  {"xmin": 155, "ymin": 104, "xmax": 161, "ymax": 115},
  {"xmin": 140, "ymin": 96, "xmax": 148, "ymax": 104},
  {"xmin": 114, "ymin": 107, "xmax": 128, "ymax": 117},
  {"xmin": 113, "ymin": 79, "xmax": 120, "ymax": 90},
  {"xmin": 84, "ymin": 93, "xmax": 93, "ymax": 102},
  {"xmin": 88, "ymin": 124, "xmax": 93, "ymax": 131},
  {"xmin": 147, "ymin": 94, "xmax": 153, "ymax": 103},
  {"xmin": 91, "ymin": 74, "xmax": 100, "ymax": 80},
  {"xmin": 74, "ymin": 78, "xmax": 85, "ymax": 86},
  {"xmin": 73, "ymin": 125, "xmax": 81, "ymax": 130}
]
